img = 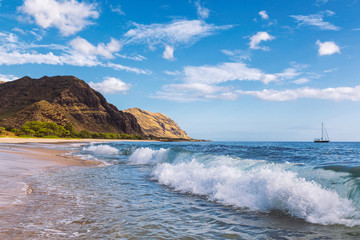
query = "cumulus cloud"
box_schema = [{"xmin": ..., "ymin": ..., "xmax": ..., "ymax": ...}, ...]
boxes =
[
  {"xmin": 195, "ymin": 1, "xmax": 210, "ymax": 19},
  {"xmin": 124, "ymin": 19, "xmax": 232, "ymax": 58},
  {"xmin": 182, "ymin": 62, "xmax": 278, "ymax": 84},
  {"xmin": 316, "ymin": 40, "xmax": 340, "ymax": 56},
  {"xmin": 237, "ymin": 86, "xmax": 360, "ymax": 101},
  {"xmin": 70, "ymin": 37, "xmax": 121, "ymax": 59},
  {"xmin": 290, "ymin": 10, "xmax": 340, "ymax": 30},
  {"xmin": 259, "ymin": 10, "xmax": 269, "ymax": 20},
  {"xmin": 153, "ymin": 62, "xmax": 305, "ymax": 102},
  {"xmin": 19, "ymin": 0, "xmax": 99, "ymax": 36},
  {"xmin": 0, "ymin": 32, "xmax": 150, "ymax": 74},
  {"xmin": 125, "ymin": 20, "xmax": 231, "ymax": 46},
  {"xmin": 249, "ymin": 31, "xmax": 275, "ymax": 50},
  {"xmin": 89, "ymin": 77, "xmax": 131, "ymax": 94},
  {"xmin": 163, "ymin": 45, "xmax": 174, "ymax": 60},
  {"xmin": 0, "ymin": 74, "xmax": 18, "ymax": 82}
]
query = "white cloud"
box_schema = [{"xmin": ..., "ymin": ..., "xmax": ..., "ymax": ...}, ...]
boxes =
[
  {"xmin": 221, "ymin": 49, "xmax": 251, "ymax": 61},
  {"xmin": 0, "ymin": 32, "xmax": 150, "ymax": 74},
  {"xmin": 89, "ymin": 77, "xmax": 131, "ymax": 94},
  {"xmin": 124, "ymin": 20, "xmax": 232, "ymax": 58},
  {"xmin": 70, "ymin": 37, "xmax": 121, "ymax": 59},
  {"xmin": 237, "ymin": 86, "xmax": 360, "ymax": 101},
  {"xmin": 110, "ymin": 5, "xmax": 125, "ymax": 15},
  {"xmin": 12, "ymin": 27, "xmax": 26, "ymax": 35},
  {"xmin": 0, "ymin": 74, "xmax": 18, "ymax": 82},
  {"xmin": 163, "ymin": 45, "xmax": 174, "ymax": 60},
  {"xmin": 125, "ymin": 20, "xmax": 231, "ymax": 46},
  {"xmin": 154, "ymin": 83, "xmax": 236, "ymax": 102},
  {"xmin": 163, "ymin": 70, "xmax": 182, "ymax": 76},
  {"xmin": 154, "ymin": 62, "xmax": 305, "ymax": 102},
  {"xmin": 324, "ymin": 68, "xmax": 337, "ymax": 73},
  {"xmin": 182, "ymin": 62, "xmax": 277, "ymax": 84},
  {"xmin": 292, "ymin": 78, "xmax": 310, "ymax": 84},
  {"xmin": 290, "ymin": 10, "xmax": 340, "ymax": 30},
  {"xmin": 115, "ymin": 53, "xmax": 146, "ymax": 61},
  {"xmin": 316, "ymin": 40, "xmax": 340, "ymax": 56},
  {"xmin": 107, "ymin": 63, "xmax": 152, "ymax": 75},
  {"xmin": 316, "ymin": 0, "xmax": 328, "ymax": 6},
  {"xmin": 195, "ymin": 1, "xmax": 210, "ymax": 19},
  {"xmin": 259, "ymin": 10, "xmax": 269, "ymax": 20},
  {"xmin": 249, "ymin": 31, "xmax": 275, "ymax": 50},
  {"xmin": 19, "ymin": 0, "xmax": 99, "ymax": 36}
]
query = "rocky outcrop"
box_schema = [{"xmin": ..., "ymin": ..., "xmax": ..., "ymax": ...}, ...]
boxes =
[
  {"xmin": 0, "ymin": 76, "xmax": 143, "ymax": 135},
  {"xmin": 124, "ymin": 107, "xmax": 191, "ymax": 139}
]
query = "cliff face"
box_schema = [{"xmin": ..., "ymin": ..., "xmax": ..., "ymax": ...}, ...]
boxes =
[
  {"xmin": 124, "ymin": 107, "xmax": 191, "ymax": 139},
  {"xmin": 0, "ymin": 76, "xmax": 143, "ymax": 135}
]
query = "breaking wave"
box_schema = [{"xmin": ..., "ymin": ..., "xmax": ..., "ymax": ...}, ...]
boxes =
[
  {"xmin": 83, "ymin": 144, "xmax": 119, "ymax": 155},
  {"xmin": 127, "ymin": 147, "xmax": 168, "ymax": 165},
  {"xmin": 128, "ymin": 147, "xmax": 360, "ymax": 226}
]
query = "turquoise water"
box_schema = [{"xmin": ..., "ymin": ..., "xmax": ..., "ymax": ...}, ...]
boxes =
[{"xmin": 2, "ymin": 141, "xmax": 360, "ymax": 239}]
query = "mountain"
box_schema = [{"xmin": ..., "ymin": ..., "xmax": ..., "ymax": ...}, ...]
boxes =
[
  {"xmin": 124, "ymin": 107, "xmax": 191, "ymax": 140},
  {"xmin": 0, "ymin": 76, "xmax": 143, "ymax": 135}
]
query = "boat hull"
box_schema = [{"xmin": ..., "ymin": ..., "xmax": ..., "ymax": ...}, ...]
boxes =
[{"xmin": 314, "ymin": 140, "xmax": 330, "ymax": 143}]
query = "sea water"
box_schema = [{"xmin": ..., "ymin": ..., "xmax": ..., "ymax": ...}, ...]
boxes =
[{"xmin": 2, "ymin": 141, "xmax": 360, "ymax": 239}]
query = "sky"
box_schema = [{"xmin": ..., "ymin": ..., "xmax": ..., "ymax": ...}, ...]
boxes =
[{"xmin": 0, "ymin": 0, "xmax": 360, "ymax": 141}]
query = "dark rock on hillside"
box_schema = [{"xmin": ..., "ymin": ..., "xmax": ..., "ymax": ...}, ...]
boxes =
[{"xmin": 0, "ymin": 76, "xmax": 143, "ymax": 135}]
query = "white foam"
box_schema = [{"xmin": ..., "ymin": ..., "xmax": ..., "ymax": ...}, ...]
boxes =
[
  {"xmin": 151, "ymin": 157, "xmax": 359, "ymax": 226},
  {"xmin": 128, "ymin": 147, "xmax": 168, "ymax": 165},
  {"xmin": 83, "ymin": 144, "xmax": 119, "ymax": 155}
]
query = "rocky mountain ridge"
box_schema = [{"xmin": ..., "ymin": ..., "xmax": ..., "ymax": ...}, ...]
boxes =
[
  {"xmin": 0, "ymin": 76, "xmax": 191, "ymax": 139},
  {"xmin": 124, "ymin": 107, "xmax": 191, "ymax": 140},
  {"xmin": 0, "ymin": 76, "xmax": 142, "ymax": 135}
]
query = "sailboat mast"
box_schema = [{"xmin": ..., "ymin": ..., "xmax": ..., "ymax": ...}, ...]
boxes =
[{"xmin": 321, "ymin": 122, "xmax": 324, "ymax": 140}]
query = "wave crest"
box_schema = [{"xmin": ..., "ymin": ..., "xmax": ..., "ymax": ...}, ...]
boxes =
[
  {"xmin": 83, "ymin": 144, "xmax": 119, "ymax": 155},
  {"xmin": 151, "ymin": 158, "xmax": 358, "ymax": 226},
  {"xmin": 128, "ymin": 147, "xmax": 168, "ymax": 165}
]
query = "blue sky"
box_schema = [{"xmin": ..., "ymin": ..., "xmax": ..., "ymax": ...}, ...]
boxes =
[{"xmin": 0, "ymin": 0, "xmax": 360, "ymax": 141}]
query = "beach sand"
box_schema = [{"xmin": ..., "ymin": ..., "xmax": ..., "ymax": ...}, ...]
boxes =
[{"xmin": 0, "ymin": 137, "xmax": 127, "ymax": 209}]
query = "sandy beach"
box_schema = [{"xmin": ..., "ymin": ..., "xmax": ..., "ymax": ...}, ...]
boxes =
[{"xmin": 0, "ymin": 137, "xmax": 132, "ymax": 209}]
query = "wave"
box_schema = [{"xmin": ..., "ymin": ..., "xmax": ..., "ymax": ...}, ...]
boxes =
[
  {"xmin": 83, "ymin": 144, "xmax": 119, "ymax": 155},
  {"xmin": 127, "ymin": 147, "xmax": 168, "ymax": 165},
  {"xmin": 127, "ymin": 147, "xmax": 360, "ymax": 226}
]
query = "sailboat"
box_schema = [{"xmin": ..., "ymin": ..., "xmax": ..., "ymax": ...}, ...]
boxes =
[{"xmin": 314, "ymin": 123, "xmax": 330, "ymax": 143}]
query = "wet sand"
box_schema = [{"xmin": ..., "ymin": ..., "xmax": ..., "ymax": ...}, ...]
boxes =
[
  {"xmin": 0, "ymin": 143, "xmax": 89, "ymax": 208},
  {"xmin": 0, "ymin": 137, "xmax": 154, "ymax": 209}
]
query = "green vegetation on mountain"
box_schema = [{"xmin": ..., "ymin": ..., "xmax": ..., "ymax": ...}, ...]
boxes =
[{"xmin": 1, "ymin": 121, "xmax": 143, "ymax": 140}]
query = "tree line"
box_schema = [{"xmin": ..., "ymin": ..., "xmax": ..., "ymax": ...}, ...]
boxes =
[{"xmin": 0, "ymin": 121, "xmax": 143, "ymax": 140}]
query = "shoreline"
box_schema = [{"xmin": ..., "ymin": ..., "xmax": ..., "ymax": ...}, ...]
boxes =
[
  {"xmin": 0, "ymin": 138, "xmax": 124, "ymax": 209},
  {"xmin": 0, "ymin": 137, "xmax": 154, "ymax": 144}
]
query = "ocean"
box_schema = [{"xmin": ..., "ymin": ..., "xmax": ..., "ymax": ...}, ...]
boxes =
[{"xmin": 2, "ymin": 141, "xmax": 360, "ymax": 239}]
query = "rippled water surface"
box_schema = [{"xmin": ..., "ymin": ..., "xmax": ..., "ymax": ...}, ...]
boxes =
[{"xmin": 2, "ymin": 141, "xmax": 360, "ymax": 239}]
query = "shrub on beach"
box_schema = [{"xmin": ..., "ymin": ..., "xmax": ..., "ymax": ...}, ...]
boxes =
[{"xmin": 21, "ymin": 121, "xmax": 70, "ymax": 138}]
